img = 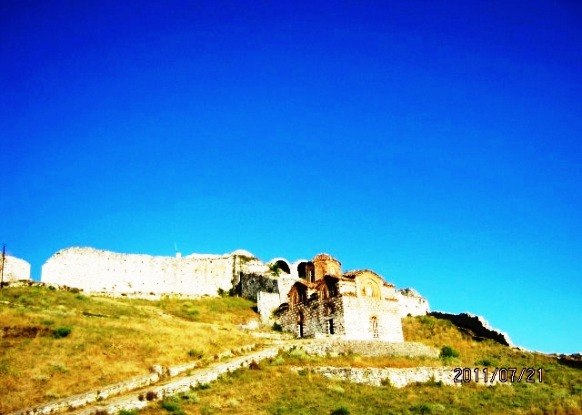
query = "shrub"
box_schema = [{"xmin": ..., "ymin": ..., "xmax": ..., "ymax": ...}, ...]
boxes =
[
  {"xmin": 161, "ymin": 396, "xmax": 184, "ymax": 414},
  {"xmin": 188, "ymin": 349, "xmax": 204, "ymax": 359},
  {"xmin": 226, "ymin": 398, "xmax": 240, "ymax": 408},
  {"xmin": 146, "ymin": 391, "xmax": 157, "ymax": 401},
  {"xmin": 380, "ymin": 378, "xmax": 392, "ymax": 387},
  {"xmin": 52, "ymin": 326, "xmax": 72, "ymax": 339},
  {"xmin": 330, "ymin": 407, "xmax": 350, "ymax": 415},
  {"xmin": 411, "ymin": 403, "xmax": 432, "ymax": 414},
  {"xmin": 178, "ymin": 391, "xmax": 199, "ymax": 403},
  {"xmin": 475, "ymin": 358, "xmax": 497, "ymax": 367},
  {"xmin": 118, "ymin": 410, "xmax": 139, "ymax": 415},
  {"xmin": 272, "ymin": 322, "xmax": 283, "ymax": 332},
  {"xmin": 440, "ymin": 346, "xmax": 459, "ymax": 359},
  {"xmin": 271, "ymin": 356, "xmax": 285, "ymax": 366}
]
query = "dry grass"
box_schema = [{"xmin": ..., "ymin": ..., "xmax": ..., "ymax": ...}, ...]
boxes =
[
  {"xmin": 139, "ymin": 352, "xmax": 582, "ymax": 415},
  {"xmin": 139, "ymin": 316, "xmax": 582, "ymax": 415},
  {"xmin": 0, "ymin": 286, "xmax": 259, "ymax": 413}
]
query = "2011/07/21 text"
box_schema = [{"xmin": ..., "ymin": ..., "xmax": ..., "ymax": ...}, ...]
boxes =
[{"xmin": 453, "ymin": 367, "xmax": 543, "ymax": 383}]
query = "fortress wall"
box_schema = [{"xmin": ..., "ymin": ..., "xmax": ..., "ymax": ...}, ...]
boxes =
[
  {"xmin": 396, "ymin": 288, "xmax": 430, "ymax": 317},
  {"xmin": 41, "ymin": 247, "xmax": 236, "ymax": 296},
  {"xmin": 1, "ymin": 255, "xmax": 31, "ymax": 282}
]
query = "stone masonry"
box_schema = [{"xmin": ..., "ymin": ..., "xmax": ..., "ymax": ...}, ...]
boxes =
[
  {"xmin": 0, "ymin": 255, "xmax": 31, "ymax": 282},
  {"xmin": 279, "ymin": 255, "xmax": 406, "ymax": 342}
]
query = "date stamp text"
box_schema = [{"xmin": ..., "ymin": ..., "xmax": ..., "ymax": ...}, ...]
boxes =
[{"xmin": 453, "ymin": 367, "xmax": 543, "ymax": 383}]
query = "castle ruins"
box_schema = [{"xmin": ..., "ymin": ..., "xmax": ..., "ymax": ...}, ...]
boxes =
[{"xmin": 6, "ymin": 247, "xmax": 429, "ymax": 341}]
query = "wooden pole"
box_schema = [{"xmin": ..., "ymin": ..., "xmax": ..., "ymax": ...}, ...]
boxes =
[{"xmin": 0, "ymin": 244, "xmax": 5, "ymax": 288}]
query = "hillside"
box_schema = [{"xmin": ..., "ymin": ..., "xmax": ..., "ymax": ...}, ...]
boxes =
[
  {"xmin": 0, "ymin": 286, "xmax": 258, "ymax": 413},
  {"xmin": 1, "ymin": 286, "xmax": 580, "ymax": 415}
]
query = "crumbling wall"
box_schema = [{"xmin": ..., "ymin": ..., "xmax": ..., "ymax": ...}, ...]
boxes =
[
  {"xmin": 41, "ymin": 247, "xmax": 236, "ymax": 296},
  {"xmin": 0, "ymin": 255, "xmax": 31, "ymax": 282},
  {"xmin": 239, "ymin": 274, "xmax": 278, "ymax": 301},
  {"xmin": 397, "ymin": 288, "xmax": 430, "ymax": 317}
]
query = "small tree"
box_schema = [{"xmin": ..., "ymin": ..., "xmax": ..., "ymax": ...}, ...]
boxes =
[{"xmin": 268, "ymin": 263, "xmax": 281, "ymax": 277}]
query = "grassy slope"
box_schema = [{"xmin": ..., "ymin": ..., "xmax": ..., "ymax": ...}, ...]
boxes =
[
  {"xmin": 141, "ymin": 316, "xmax": 581, "ymax": 415},
  {"xmin": 1, "ymin": 287, "xmax": 580, "ymax": 415},
  {"xmin": 0, "ymin": 286, "xmax": 258, "ymax": 413}
]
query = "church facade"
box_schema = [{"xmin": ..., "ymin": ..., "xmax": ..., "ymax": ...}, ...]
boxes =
[{"xmin": 278, "ymin": 254, "xmax": 404, "ymax": 342}]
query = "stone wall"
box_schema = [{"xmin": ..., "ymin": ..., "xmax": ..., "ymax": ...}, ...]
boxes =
[
  {"xmin": 280, "ymin": 296, "xmax": 346, "ymax": 338},
  {"xmin": 41, "ymin": 247, "xmax": 241, "ymax": 297},
  {"xmin": 396, "ymin": 288, "xmax": 430, "ymax": 317},
  {"xmin": 256, "ymin": 291, "xmax": 281, "ymax": 322},
  {"xmin": 239, "ymin": 274, "xmax": 278, "ymax": 301},
  {"xmin": 0, "ymin": 255, "xmax": 31, "ymax": 282},
  {"xmin": 292, "ymin": 366, "xmax": 503, "ymax": 388},
  {"xmin": 342, "ymin": 296, "xmax": 403, "ymax": 342},
  {"xmin": 295, "ymin": 339, "xmax": 439, "ymax": 358}
]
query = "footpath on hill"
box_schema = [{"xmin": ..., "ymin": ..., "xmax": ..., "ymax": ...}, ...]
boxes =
[
  {"xmin": 10, "ymin": 339, "xmax": 282, "ymax": 415},
  {"xmin": 11, "ymin": 334, "xmax": 446, "ymax": 415}
]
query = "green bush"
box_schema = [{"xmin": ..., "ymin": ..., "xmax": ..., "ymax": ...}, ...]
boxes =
[
  {"xmin": 161, "ymin": 396, "xmax": 184, "ymax": 414},
  {"xmin": 330, "ymin": 407, "xmax": 350, "ymax": 415},
  {"xmin": 52, "ymin": 326, "xmax": 72, "ymax": 339},
  {"xmin": 475, "ymin": 357, "xmax": 497, "ymax": 367},
  {"xmin": 411, "ymin": 403, "xmax": 432, "ymax": 414},
  {"xmin": 440, "ymin": 345, "xmax": 459, "ymax": 358},
  {"xmin": 188, "ymin": 349, "xmax": 204, "ymax": 359},
  {"xmin": 118, "ymin": 409, "xmax": 139, "ymax": 415}
]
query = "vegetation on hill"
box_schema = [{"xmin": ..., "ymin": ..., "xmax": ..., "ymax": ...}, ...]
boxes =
[
  {"xmin": 1, "ymin": 287, "xmax": 580, "ymax": 415},
  {"xmin": 0, "ymin": 286, "xmax": 258, "ymax": 413},
  {"xmin": 139, "ymin": 316, "xmax": 581, "ymax": 415}
]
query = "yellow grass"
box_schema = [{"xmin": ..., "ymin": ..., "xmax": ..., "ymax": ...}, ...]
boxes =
[{"xmin": 0, "ymin": 287, "xmax": 259, "ymax": 413}]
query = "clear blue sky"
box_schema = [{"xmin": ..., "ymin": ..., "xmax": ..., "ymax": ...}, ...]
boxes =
[{"xmin": 1, "ymin": 1, "xmax": 580, "ymax": 354}]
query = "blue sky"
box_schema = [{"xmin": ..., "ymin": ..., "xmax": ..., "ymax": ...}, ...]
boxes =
[{"xmin": 1, "ymin": 1, "xmax": 580, "ymax": 354}]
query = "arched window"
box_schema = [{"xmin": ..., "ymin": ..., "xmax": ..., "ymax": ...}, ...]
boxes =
[
  {"xmin": 361, "ymin": 281, "xmax": 380, "ymax": 299},
  {"xmin": 289, "ymin": 285, "xmax": 307, "ymax": 309},
  {"xmin": 370, "ymin": 316, "xmax": 379, "ymax": 338}
]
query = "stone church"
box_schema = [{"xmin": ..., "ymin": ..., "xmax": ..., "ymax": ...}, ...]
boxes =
[{"xmin": 278, "ymin": 254, "xmax": 404, "ymax": 342}]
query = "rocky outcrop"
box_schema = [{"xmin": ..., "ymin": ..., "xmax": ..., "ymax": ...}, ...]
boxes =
[{"xmin": 430, "ymin": 312, "xmax": 513, "ymax": 346}]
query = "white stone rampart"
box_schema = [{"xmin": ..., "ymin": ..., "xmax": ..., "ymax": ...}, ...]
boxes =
[
  {"xmin": 397, "ymin": 288, "xmax": 430, "ymax": 317},
  {"xmin": 1, "ymin": 255, "xmax": 31, "ymax": 282},
  {"xmin": 41, "ymin": 247, "xmax": 245, "ymax": 296}
]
